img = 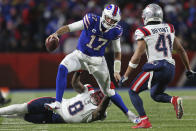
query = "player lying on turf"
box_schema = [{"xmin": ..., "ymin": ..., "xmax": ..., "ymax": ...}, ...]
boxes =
[
  {"xmin": 119, "ymin": 3, "xmax": 196, "ymax": 128},
  {"xmin": 0, "ymin": 71, "xmax": 139, "ymax": 123},
  {"xmin": 0, "ymin": 71, "xmax": 110, "ymax": 123}
]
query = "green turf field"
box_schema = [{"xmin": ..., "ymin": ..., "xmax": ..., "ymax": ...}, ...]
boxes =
[{"xmin": 0, "ymin": 89, "xmax": 195, "ymax": 131}]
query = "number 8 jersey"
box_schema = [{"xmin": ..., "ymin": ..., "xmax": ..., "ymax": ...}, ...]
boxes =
[
  {"xmin": 57, "ymin": 88, "xmax": 98, "ymax": 123},
  {"xmin": 135, "ymin": 23, "xmax": 175, "ymax": 65}
]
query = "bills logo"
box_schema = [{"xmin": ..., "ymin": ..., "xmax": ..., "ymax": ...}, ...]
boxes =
[{"xmin": 106, "ymin": 5, "xmax": 112, "ymax": 10}]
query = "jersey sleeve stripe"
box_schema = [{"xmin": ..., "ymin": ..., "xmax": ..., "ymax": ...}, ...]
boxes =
[
  {"xmin": 83, "ymin": 16, "xmax": 89, "ymax": 29},
  {"xmin": 85, "ymin": 15, "xmax": 90, "ymax": 25},
  {"xmin": 138, "ymin": 27, "xmax": 148, "ymax": 36},
  {"xmin": 168, "ymin": 24, "xmax": 174, "ymax": 33},
  {"xmin": 142, "ymin": 27, "xmax": 151, "ymax": 35}
]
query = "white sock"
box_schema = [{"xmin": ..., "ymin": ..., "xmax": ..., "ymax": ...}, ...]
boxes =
[
  {"xmin": 126, "ymin": 110, "xmax": 136, "ymax": 120},
  {"xmin": 0, "ymin": 103, "xmax": 28, "ymax": 115},
  {"xmin": 126, "ymin": 110, "xmax": 136, "ymax": 117}
]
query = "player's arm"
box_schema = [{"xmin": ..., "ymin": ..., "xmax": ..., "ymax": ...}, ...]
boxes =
[
  {"xmin": 46, "ymin": 20, "xmax": 84, "ymax": 42},
  {"xmin": 71, "ymin": 71, "xmax": 85, "ymax": 93},
  {"xmin": 91, "ymin": 96, "xmax": 110, "ymax": 122},
  {"xmin": 123, "ymin": 40, "xmax": 146, "ymax": 79},
  {"xmin": 173, "ymin": 37, "xmax": 191, "ymax": 71},
  {"xmin": 112, "ymin": 38, "xmax": 122, "ymax": 82}
]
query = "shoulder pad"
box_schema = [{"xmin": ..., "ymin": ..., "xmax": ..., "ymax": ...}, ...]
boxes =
[
  {"xmin": 135, "ymin": 26, "xmax": 151, "ymax": 40},
  {"xmin": 83, "ymin": 13, "xmax": 97, "ymax": 29}
]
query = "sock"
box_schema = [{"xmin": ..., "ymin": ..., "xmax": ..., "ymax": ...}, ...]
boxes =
[
  {"xmin": 129, "ymin": 89, "xmax": 146, "ymax": 116},
  {"xmin": 110, "ymin": 92, "xmax": 128, "ymax": 114},
  {"xmin": 0, "ymin": 103, "xmax": 28, "ymax": 115},
  {"xmin": 56, "ymin": 64, "xmax": 68, "ymax": 102}
]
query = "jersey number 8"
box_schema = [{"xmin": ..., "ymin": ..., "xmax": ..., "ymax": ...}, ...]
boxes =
[{"xmin": 68, "ymin": 101, "xmax": 84, "ymax": 115}]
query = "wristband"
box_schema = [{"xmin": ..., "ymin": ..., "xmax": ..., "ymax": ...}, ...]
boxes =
[
  {"xmin": 128, "ymin": 61, "xmax": 138, "ymax": 69},
  {"xmin": 114, "ymin": 60, "xmax": 121, "ymax": 73}
]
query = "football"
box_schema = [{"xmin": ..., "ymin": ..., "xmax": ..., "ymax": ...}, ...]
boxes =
[{"xmin": 45, "ymin": 36, "xmax": 59, "ymax": 52}]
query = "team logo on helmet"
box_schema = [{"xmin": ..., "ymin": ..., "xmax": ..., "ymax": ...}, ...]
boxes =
[{"xmin": 106, "ymin": 5, "xmax": 112, "ymax": 10}]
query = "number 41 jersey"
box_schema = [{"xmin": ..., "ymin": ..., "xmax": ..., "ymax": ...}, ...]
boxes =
[
  {"xmin": 77, "ymin": 13, "xmax": 123, "ymax": 57},
  {"xmin": 58, "ymin": 90, "xmax": 97, "ymax": 123},
  {"xmin": 135, "ymin": 23, "xmax": 175, "ymax": 65}
]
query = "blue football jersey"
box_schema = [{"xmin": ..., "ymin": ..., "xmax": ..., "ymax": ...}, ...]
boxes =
[{"xmin": 77, "ymin": 13, "xmax": 123, "ymax": 56}]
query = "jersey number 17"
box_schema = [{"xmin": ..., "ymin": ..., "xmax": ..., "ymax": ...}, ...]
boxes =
[{"xmin": 86, "ymin": 35, "xmax": 108, "ymax": 51}]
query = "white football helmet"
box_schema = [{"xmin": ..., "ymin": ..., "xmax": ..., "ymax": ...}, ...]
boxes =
[
  {"xmin": 101, "ymin": 4, "xmax": 121, "ymax": 30},
  {"xmin": 142, "ymin": 3, "xmax": 163, "ymax": 25}
]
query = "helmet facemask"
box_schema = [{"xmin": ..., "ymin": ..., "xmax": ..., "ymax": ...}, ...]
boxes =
[{"xmin": 90, "ymin": 90, "xmax": 104, "ymax": 106}]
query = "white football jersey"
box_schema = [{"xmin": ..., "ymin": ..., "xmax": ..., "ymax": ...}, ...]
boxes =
[
  {"xmin": 57, "ymin": 89, "xmax": 97, "ymax": 123},
  {"xmin": 135, "ymin": 23, "xmax": 175, "ymax": 65}
]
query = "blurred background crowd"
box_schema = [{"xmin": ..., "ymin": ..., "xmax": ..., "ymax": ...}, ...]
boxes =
[{"xmin": 0, "ymin": 0, "xmax": 196, "ymax": 53}]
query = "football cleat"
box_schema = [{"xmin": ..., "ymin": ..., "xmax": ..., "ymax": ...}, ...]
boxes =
[
  {"xmin": 172, "ymin": 96, "xmax": 183, "ymax": 119},
  {"xmin": 44, "ymin": 101, "xmax": 61, "ymax": 111},
  {"xmin": 132, "ymin": 118, "xmax": 152, "ymax": 128}
]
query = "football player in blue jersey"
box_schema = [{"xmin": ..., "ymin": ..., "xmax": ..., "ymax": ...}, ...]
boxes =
[{"xmin": 45, "ymin": 4, "xmax": 138, "ymax": 123}]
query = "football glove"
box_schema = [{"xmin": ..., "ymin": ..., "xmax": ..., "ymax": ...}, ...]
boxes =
[
  {"xmin": 186, "ymin": 70, "xmax": 196, "ymax": 80},
  {"xmin": 118, "ymin": 76, "xmax": 128, "ymax": 87}
]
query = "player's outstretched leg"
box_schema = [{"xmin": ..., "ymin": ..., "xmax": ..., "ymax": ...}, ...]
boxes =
[
  {"xmin": 45, "ymin": 64, "xmax": 68, "ymax": 110},
  {"xmin": 150, "ymin": 82, "xmax": 183, "ymax": 119},
  {"xmin": 0, "ymin": 103, "xmax": 28, "ymax": 116},
  {"xmin": 129, "ymin": 90, "xmax": 152, "ymax": 128}
]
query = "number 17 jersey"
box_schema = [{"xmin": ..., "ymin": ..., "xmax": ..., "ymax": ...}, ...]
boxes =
[
  {"xmin": 135, "ymin": 23, "xmax": 175, "ymax": 65},
  {"xmin": 77, "ymin": 13, "xmax": 122, "ymax": 57}
]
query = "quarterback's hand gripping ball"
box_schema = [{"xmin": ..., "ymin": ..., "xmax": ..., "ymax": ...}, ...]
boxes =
[{"xmin": 45, "ymin": 34, "xmax": 59, "ymax": 52}]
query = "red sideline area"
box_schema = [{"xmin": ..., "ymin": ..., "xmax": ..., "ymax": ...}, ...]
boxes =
[{"xmin": 0, "ymin": 52, "xmax": 195, "ymax": 89}]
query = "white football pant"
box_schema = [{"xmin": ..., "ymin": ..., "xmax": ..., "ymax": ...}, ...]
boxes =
[{"xmin": 60, "ymin": 50, "xmax": 115, "ymax": 96}]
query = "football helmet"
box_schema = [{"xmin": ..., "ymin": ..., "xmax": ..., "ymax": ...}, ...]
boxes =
[
  {"xmin": 90, "ymin": 90, "xmax": 104, "ymax": 106},
  {"xmin": 142, "ymin": 3, "xmax": 163, "ymax": 25},
  {"xmin": 101, "ymin": 4, "xmax": 121, "ymax": 30}
]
